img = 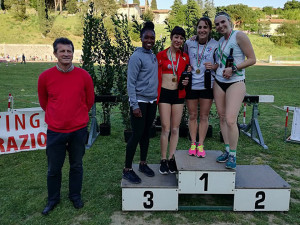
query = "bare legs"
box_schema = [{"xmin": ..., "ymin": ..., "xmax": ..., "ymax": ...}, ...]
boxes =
[
  {"xmin": 213, "ymin": 81, "xmax": 246, "ymax": 150},
  {"xmin": 159, "ymin": 103, "xmax": 184, "ymax": 160},
  {"xmin": 187, "ymin": 98, "xmax": 213, "ymax": 145}
]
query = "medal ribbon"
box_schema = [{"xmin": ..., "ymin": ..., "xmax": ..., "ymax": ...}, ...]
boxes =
[
  {"xmin": 217, "ymin": 45, "xmax": 243, "ymax": 76},
  {"xmin": 197, "ymin": 42, "xmax": 207, "ymax": 68},
  {"xmin": 168, "ymin": 48, "xmax": 180, "ymax": 78},
  {"xmin": 219, "ymin": 29, "xmax": 234, "ymax": 63}
]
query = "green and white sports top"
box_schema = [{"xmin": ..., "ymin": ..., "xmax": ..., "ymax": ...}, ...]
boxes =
[{"xmin": 215, "ymin": 30, "xmax": 245, "ymax": 83}]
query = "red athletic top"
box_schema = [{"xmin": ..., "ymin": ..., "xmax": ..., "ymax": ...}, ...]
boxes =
[
  {"xmin": 38, "ymin": 66, "xmax": 95, "ymax": 133},
  {"xmin": 156, "ymin": 48, "xmax": 190, "ymax": 102}
]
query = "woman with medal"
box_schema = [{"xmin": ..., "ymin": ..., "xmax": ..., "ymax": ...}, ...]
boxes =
[
  {"xmin": 214, "ymin": 12, "xmax": 256, "ymax": 169},
  {"xmin": 156, "ymin": 26, "xmax": 190, "ymax": 174},
  {"xmin": 184, "ymin": 17, "xmax": 218, "ymax": 158}
]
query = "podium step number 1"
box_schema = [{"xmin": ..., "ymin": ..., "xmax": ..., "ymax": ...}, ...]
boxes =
[{"xmin": 121, "ymin": 151, "xmax": 291, "ymax": 211}]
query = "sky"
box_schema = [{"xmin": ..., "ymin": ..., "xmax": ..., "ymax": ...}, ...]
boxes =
[{"xmin": 133, "ymin": 0, "xmax": 289, "ymax": 9}]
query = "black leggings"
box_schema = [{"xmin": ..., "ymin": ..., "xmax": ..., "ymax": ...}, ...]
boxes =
[{"xmin": 125, "ymin": 102, "xmax": 157, "ymax": 168}]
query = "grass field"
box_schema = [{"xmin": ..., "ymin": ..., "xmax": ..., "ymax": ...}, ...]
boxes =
[{"xmin": 0, "ymin": 63, "xmax": 300, "ymax": 225}]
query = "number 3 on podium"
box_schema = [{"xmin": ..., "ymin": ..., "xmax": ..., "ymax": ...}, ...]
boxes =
[{"xmin": 143, "ymin": 191, "xmax": 154, "ymax": 209}]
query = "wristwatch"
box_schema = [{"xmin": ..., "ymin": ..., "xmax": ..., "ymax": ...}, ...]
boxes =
[{"xmin": 232, "ymin": 65, "xmax": 238, "ymax": 73}]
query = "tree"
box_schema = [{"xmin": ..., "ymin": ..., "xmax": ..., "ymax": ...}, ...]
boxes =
[
  {"xmin": 29, "ymin": 0, "xmax": 38, "ymax": 9},
  {"xmin": 168, "ymin": 0, "xmax": 185, "ymax": 27},
  {"xmin": 37, "ymin": 0, "xmax": 51, "ymax": 35},
  {"xmin": 81, "ymin": 1, "xmax": 99, "ymax": 86},
  {"xmin": 262, "ymin": 6, "xmax": 274, "ymax": 16},
  {"xmin": 111, "ymin": 14, "xmax": 135, "ymax": 130},
  {"xmin": 66, "ymin": 0, "xmax": 78, "ymax": 14},
  {"xmin": 3, "ymin": 0, "xmax": 12, "ymax": 10},
  {"xmin": 150, "ymin": 0, "xmax": 157, "ymax": 10},
  {"xmin": 94, "ymin": 0, "xmax": 118, "ymax": 15},
  {"xmin": 284, "ymin": 0, "xmax": 300, "ymax": 10},
  {"xmin": 1, "ymin": 0, "xmax": 5, "ymax": 10},
  {"xmin": 11, "ymin": 0, "xmax": 27, "ymax": 20},
  {"xmin": 257, "ymin": 21, "xmax": 271, "ymax": 35},
  {"xmin": 196, "ymin": 0, "xmax": 203, "ymax": 9},
  {"xmin": 203, "ymin": 0, "xmax": 215, "ymax": 19},
  {"xmin": 133, "ymin": 0, "xmax": 140, "ymax": 5},
  {"xmin": 185, "ymin": 0, "xmax": 201, "ymax": 38},
  {"xmin": 223, "ymin": 4, "xmax": 259, "ymax": 30},
  {"xmin": 142, "ymin": 9, "xmax": 154, "ymax": 21},
  {"xmin": 281, "ymin": 8, "xmax": 300, "ymax": 20},
  {"xmin": 271, "ymin": 22, "xmax": 300, "ymax": 46}
]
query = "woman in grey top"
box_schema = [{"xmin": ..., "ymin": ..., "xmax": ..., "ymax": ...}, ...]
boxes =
[{"xmin": 123, "ymin": 21, "xmax": 158, "ymax": 184}]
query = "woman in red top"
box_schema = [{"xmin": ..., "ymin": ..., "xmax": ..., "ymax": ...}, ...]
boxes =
[{"xmin": 156, "ymin": 26, "xmax": 190, "ymax": 174}]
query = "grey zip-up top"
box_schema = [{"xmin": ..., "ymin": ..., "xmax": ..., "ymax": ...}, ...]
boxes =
[{"xmin": 127, "ymin": 47, "xmax": 158, "ymax": 110}]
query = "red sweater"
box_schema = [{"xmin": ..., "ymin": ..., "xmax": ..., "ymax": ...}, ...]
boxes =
[
  {"xmin": 156, "ymin": 48, "xmax": 190, "ymax": 102},
  {"xmin": 38, "ymin": 66, "xmax": 95, "ymax": 133}
]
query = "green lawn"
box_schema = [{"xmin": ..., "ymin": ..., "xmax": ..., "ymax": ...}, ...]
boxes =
[{"xmin": 0, "ymin": 63, "xmax": 300, "ymax": 224}]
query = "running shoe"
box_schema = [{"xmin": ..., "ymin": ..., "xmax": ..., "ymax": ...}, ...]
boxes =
[
  {"xmin": 188, "ymin": 142, "xmax": 197, "ymax": 156},
  {"xmin": 225, "ymin": 155, "xmax": 236, "ymax": 170},
  {"xmin": 168, "ymin": 158, "xmax": 177, "ymax": 173},
  {"xmin": 159, "ymin": 159, "xmax": 169, "ymax": 175},
  {"xmin": 139, "ymin": 163, "xmax": 155, "ymax": 177},
  {"xmin": 196, "ymin": 144, "xmax": 206, "ymax": 158},
  {"xmin": 216, "ymin": 151, "xmax": 229, "ymax": 163},
  {"xmin": 122, "ymin": 169, "xmax": 141, "ymax": 184}
]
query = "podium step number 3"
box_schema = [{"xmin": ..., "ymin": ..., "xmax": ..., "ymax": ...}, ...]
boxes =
[
  {"xmin": 122, "ymin": 164, "xmax": 178, "ymax": 211},
  {"xmin": 121, "ymin": 151, "xmax": 291, "ymax": 211}
]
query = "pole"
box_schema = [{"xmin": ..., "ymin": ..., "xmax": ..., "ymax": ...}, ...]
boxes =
[
  {"xmin": 8, "ymin": 93, "xmax": 12, "ymax": 112},
  {"xmin": 285, "ymin": 107, "xmax": 289, "ymax": 141},
  {"xmin": 243, "ymin": 102, "xmax": 246, "ymax": 125}
]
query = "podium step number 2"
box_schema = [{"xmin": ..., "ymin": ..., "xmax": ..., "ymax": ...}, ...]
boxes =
[{"xmin": 121, "ymin": 151, "xmax": 291, "ymax": 211}]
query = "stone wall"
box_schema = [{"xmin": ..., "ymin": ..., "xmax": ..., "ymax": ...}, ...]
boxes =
[{"xmin": 0, "ymin": 44, "xmax": 82, "ymax": 62}]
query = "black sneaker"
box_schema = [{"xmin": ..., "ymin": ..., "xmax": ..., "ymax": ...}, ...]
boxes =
[
  {"xmin": 159, "ymin": 159, "xmax": 169, "ymax": 175},
  {"xmin": 139, "ymin": 163, "xmax": 155, "ymax": 177},
  {"xmin": 168, "ymin": 158, "xmax": 177, "ymax": 173},
  {"xmin": 122, "ymin": 169, "xmax": 141, "ymax": 184}
]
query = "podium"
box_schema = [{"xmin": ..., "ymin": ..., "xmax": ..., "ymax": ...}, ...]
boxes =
[{"xmin": 121, "ymin": 150, "xmax": 291, "ymax": 211}]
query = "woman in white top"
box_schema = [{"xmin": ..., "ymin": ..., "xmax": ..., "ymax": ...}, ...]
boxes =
[
  {"xmin": 214, "ymin": 12, "xmax": 256, "ymax": 169},
  {"xmin": 184, "ymin": 17, "xmax": 218, "ymax": 158}
]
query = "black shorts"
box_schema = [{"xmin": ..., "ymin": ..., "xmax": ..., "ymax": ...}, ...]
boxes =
[
  {"xmin": 159, "ymin": 88, "xmax": 184, "ymax": 104},
  {"xmin": 215, "ymin": 79, "xmax": 245, "ymax": 92},
  {"xmin": 185, "ymin": 88, "xmax": 214, "ymax": 100}
]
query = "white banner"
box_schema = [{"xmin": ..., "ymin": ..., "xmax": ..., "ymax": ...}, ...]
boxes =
[
  {"xmin": 291, "ymin": 107, "xmax": 300, "ymax": 141},
  {"xmin": 0, "ymin": 107, "xmax": 47, "ymax": 155}
]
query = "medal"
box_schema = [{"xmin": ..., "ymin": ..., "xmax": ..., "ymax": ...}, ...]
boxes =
[
  {"xmin": 168, "ymin": 49, "xmax": 180, "ymax": 83},
  {"xmin": 196, "ymin": 41, "xmax": 208, "ymax": 75}
]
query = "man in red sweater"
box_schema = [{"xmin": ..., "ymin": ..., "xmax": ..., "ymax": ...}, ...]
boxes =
[{"xmin": 38, "ymin": 37, "xmax": 94, "ymax": 215}]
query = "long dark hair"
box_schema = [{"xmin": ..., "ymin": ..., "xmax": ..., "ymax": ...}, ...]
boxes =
[{"xmin": 196, "ymin": 17, "xmax": 212, "ymax": 42}]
